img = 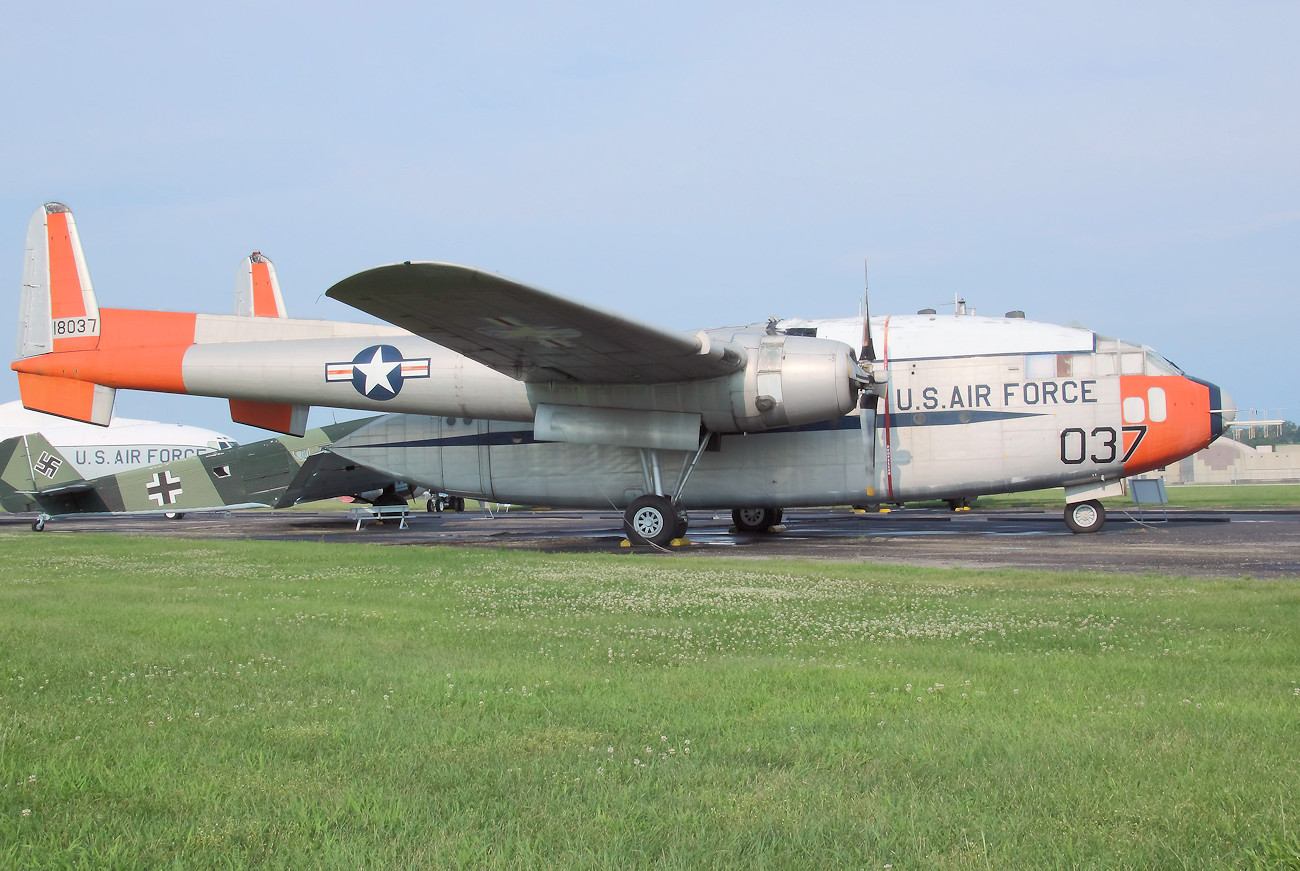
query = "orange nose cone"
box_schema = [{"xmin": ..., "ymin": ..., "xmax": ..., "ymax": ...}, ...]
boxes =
[{"xmin": 1120, "ymin": 375, "xmax": 1224, "ymax": 476}]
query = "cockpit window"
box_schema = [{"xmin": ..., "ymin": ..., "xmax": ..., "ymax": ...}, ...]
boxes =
[{"xmin": 1144, "ymin": 350, "xmax": 1183, "ymax": 376}]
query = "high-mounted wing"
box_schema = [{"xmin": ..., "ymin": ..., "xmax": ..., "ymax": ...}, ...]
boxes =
[{"xmin": 326, "ymin": 262, "xmax": 745, "ymax": 384}]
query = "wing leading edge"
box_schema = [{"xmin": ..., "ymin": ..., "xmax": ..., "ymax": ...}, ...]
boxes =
[{"xmin": 326, "ymin": 262, "xmax": 746, "ymax": 384}]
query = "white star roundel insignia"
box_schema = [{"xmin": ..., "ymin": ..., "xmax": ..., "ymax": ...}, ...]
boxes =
[{"xmin": 325, "ymin": 345, "xmax": 430, "ymax": 401}]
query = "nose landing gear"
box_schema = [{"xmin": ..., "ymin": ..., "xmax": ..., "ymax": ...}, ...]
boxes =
[{"xmin": 1065, "ymin": 499, "xmax": 1106, "ymax": 534}]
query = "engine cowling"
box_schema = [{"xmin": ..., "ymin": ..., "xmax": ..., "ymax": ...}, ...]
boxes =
[{"xmin": 711, "ymin": 330, "xmax": 859, "ymax": 432}]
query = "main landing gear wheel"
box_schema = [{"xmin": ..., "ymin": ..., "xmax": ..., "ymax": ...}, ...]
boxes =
[
  {"xmin": 731, "ymin": 507, "xmax": 783, "ymax": 533},
  {"xmin": 624, "ymin": 495, "xmax": 681, "ymax": 547},
  {"xmin": 1064, "ymin": 499, "xmax": 1105, "ymax": 534},
  {"xmin": 428, "ymin": 496, "xmax": 466, "ymax": 512}
]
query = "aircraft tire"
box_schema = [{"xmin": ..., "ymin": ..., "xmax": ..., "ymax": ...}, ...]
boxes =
[
  {"xmin": 427, "ymin": 499, "xmax": 438, "ymax": 512},
  {"xmin": 624, "ymin": 495, "xmax": 678, "ymax": 547},
  {"xmin": 1064, "ymin": 500, "xmax": 1105, "ymax": 534},
  {"xmin": 164, "ymin": 512, "xmax": 185, "ymax": 521},
  {"xmin": 31, "ymin": 518, "xmax": 45, "ymax": 532},
  {"xmin": 732, "ymin": 507, "xmax": 781, "ymax": 533},
  {"xmin": 674, "ymin": 510, "xmax": 690, "ymax": 539}
]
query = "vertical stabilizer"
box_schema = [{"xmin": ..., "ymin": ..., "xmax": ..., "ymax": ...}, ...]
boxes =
[
  {"xmin": 15, "ymin": 204, "xmax": 116, "ymax": 425},
  {"xmin": 228, "ymin": 251, "xmax": 308, "ymax": 435},
  {"xmin": 17, "ymin": 203, "xmax": 102, "ymax": 358},
  {"xmin": 2, "ymin": 433, "xmax": 86, "ymax": 494},
  {"xmin": 234, "ymin": 252, "xmax": 288, "ymax": 318}
]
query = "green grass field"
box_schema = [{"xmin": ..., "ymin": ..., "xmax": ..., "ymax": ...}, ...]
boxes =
[{"xmin": 2, "ymin": 534, "xmax": 1297, "ymax": 869}]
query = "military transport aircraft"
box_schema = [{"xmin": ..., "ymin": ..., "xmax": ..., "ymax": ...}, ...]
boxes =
[
  {"xmin": 0, "ymin": 399, "xmax": 236, "ymax": 478},
  {"xmin": 11, "ymin": 202, "xmax": 1235, "ymax": 543}
]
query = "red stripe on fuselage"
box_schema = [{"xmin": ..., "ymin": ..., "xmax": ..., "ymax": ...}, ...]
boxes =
[{"xmin": 881, "ymin": 316, "xmax": 894, "ymax": 503}]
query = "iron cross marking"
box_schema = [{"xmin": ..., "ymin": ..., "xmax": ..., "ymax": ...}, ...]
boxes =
[{"xmin": 146, "ymin": 471, "xmax": 183, "ymax": 506}]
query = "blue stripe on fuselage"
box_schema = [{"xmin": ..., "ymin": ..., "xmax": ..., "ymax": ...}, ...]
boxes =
[{"xmin": 336, "ymin": 409, "xmax": 1046, "ymax": 451}]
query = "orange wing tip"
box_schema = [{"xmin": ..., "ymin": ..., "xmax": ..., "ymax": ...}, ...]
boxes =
[
  {"xmin": 229, "ymin": 399, "xmax": 309, "ymax": 436},
  {"xmin": 16, "ymin": 372, "xmax": 115, "ymax": 426}
]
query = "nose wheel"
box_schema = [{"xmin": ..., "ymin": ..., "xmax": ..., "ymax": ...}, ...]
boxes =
[{"xmin": 1064, "ymin": 499, "xmax": 1106, "ymax": 534}]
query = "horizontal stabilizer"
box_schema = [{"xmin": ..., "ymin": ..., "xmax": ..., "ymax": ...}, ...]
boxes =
[
  {"xmin": 229, "ymin": 399, "xmax": 309, "ymax": 436},
  {"xmin": 17, "ymin": 372, "xmax": 115, "ymax": 425}
]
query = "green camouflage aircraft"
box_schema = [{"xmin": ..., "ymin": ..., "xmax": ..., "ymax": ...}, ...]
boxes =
[{"xmin": 0, "ymin": 416, "xmax": 403, "ymax": 530}]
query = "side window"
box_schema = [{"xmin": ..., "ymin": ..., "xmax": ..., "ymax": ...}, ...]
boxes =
[
  {"xmin": 1026, "ymin": 353, "xmax": 1074, "ymax": 379},
  {"xmin": 1025, "ymin": 354, "xmax": 1055, "ymax": 380}
]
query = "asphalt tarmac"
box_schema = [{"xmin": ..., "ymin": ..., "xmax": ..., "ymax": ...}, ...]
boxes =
[{"xmin": 8, "ymin": 504, "xmax": 1299, "ymax": 579}]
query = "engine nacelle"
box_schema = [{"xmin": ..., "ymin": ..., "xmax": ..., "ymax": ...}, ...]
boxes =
[
  {"xmin": 520, "ymin": 329, "xmax": 860, "ymax": 440},
  {"xmin": 710, "ymin": 330, "xmax": 859, "ymax": 432}
]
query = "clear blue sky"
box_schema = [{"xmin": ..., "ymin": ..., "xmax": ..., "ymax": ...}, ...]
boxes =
[{"xmin": 3, "ymin": 2, "xmax": 1296, "ymax": 439}]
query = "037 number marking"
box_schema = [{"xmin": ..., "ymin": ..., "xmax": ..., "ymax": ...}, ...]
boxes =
[{"xmin": 1060, "ymin": 425, "xmax": 1147, "ymax": 465}]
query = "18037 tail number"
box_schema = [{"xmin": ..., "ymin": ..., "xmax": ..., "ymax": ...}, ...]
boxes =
[{"xmin": 52, "ymin": 317, "xmax": 98, "ymax": 336}]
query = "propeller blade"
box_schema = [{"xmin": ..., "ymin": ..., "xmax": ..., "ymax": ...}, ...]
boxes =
[
  {"xmin": 856, "ymin": 260, "xmax": 886, "ymax": 407},
  {"xmin": 861, "ymin": 261, "xmax": 876, "ymax": 362}
]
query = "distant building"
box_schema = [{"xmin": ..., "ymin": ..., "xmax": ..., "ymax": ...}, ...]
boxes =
[{"xmin": 1164, "ymin": 437, "xmax": 1300, "ymax": 485}]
